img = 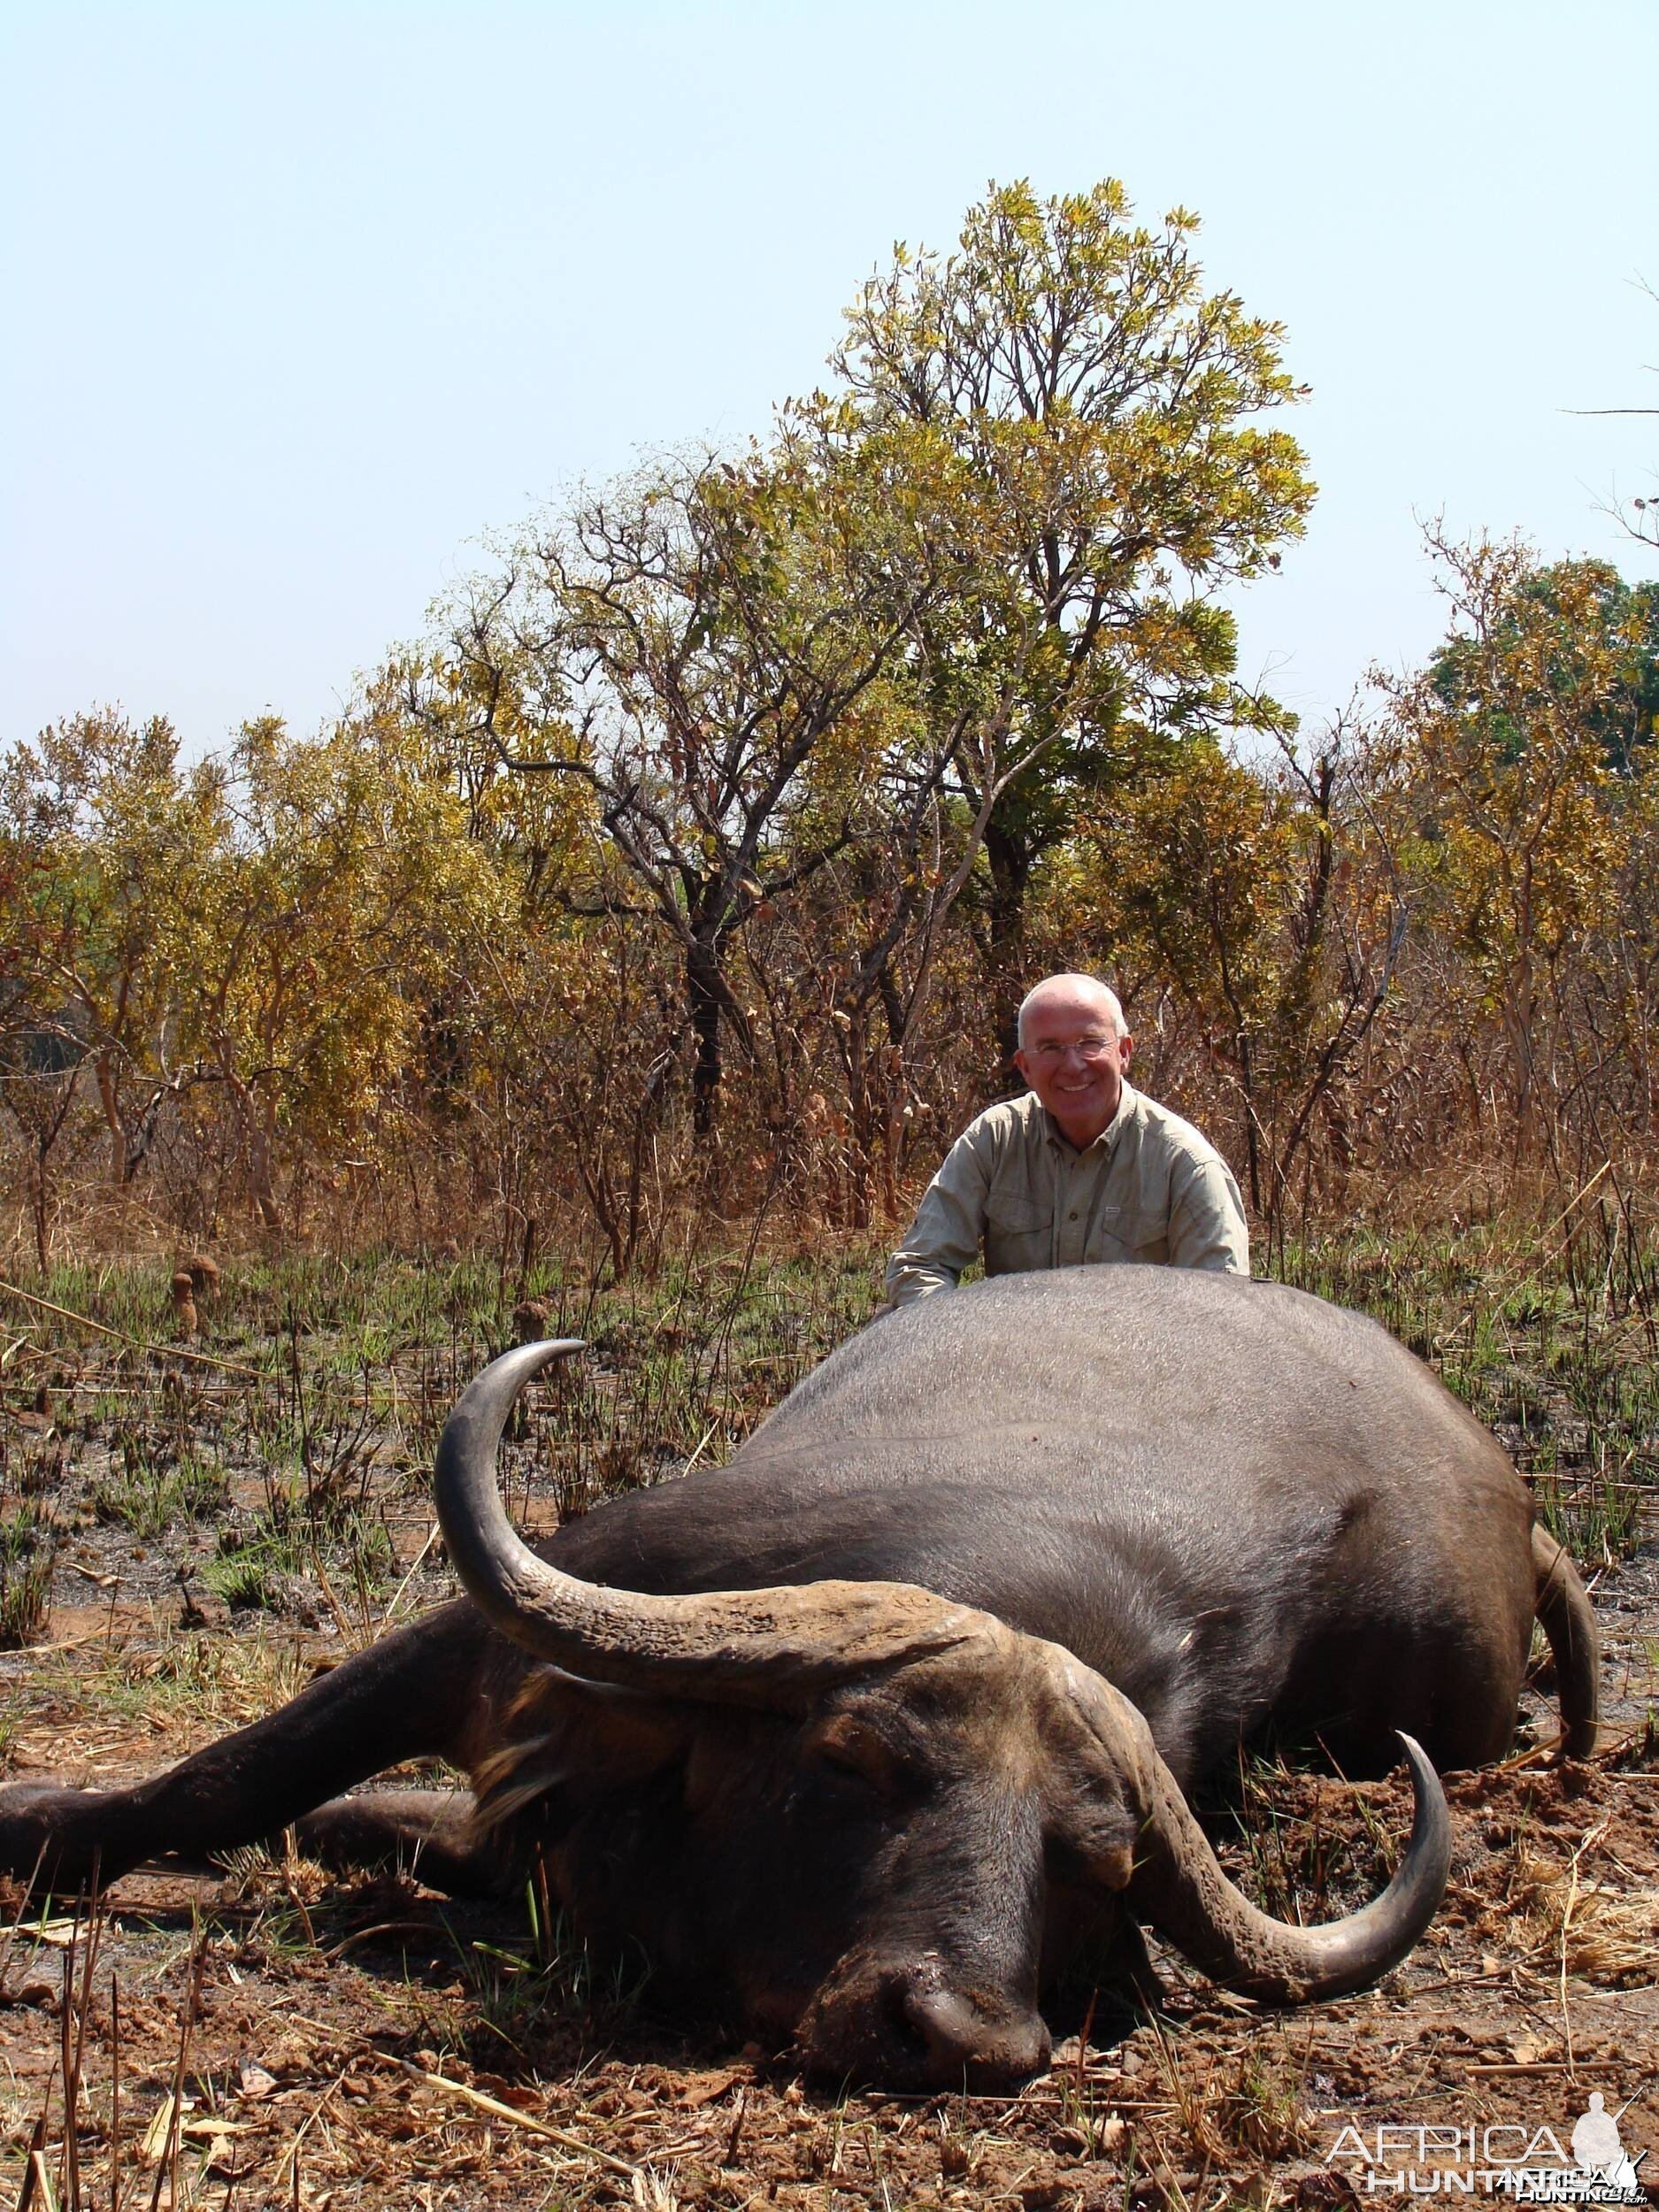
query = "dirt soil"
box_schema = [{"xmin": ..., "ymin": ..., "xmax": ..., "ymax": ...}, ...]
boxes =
[{"xmin": 1, "ymin": 1365, "xmax": 1655, "ymax": 2209}]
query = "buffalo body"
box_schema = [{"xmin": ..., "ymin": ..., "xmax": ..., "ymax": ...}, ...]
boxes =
[{"xmin": 0, "ymin": 1269, "xmax": 1597, "ymax": 2086}]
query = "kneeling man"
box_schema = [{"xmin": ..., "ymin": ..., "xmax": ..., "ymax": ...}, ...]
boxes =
[{"xmin": 886, "ymin": 972, "xmax": 1248, "ymax": 1307}]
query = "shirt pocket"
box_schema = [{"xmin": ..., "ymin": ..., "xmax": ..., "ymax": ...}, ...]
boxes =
[
  {"xmin": 985, "ymin": 1192, "xmax": 1051, "ymax": 1275},
  {"xmin": 1088, "ymin": 1204, "xmax": 1169, "ymax": 1266}
]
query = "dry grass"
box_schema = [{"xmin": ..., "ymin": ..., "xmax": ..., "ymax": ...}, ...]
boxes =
[
  {"xmin": 0, "ymin": 1222, "xmax": 1655, "ymax": 2208},
  {"xmin": 0, "ymin": 1747, "xmax": 1655, "ymax": 2208}
]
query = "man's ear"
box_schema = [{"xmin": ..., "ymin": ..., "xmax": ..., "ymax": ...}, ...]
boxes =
[{"xmin": 1118, "ymin": 1031, "xmax": 1134, "ymax": 1067}]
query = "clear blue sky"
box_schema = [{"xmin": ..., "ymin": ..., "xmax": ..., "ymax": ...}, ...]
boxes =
[{"xmin": 4, "ymin": 1, "xmax": 1655, "ymax": 757}]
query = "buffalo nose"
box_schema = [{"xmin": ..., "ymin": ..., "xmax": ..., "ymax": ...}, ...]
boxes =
[{"xmin": 887, "ymin": 1970, "xmax": 1051, "ymax": 2089}]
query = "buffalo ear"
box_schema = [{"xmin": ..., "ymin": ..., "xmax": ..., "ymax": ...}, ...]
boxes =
[
  {"xmin": 476, "ymin": 1670, "xmax": 701, "ymax": 1830},
  {"xmin": 513, "ymin": 1666, "xmax": 702, "ymax": 1777}
]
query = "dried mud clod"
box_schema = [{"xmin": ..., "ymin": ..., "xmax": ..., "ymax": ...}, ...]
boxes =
[
  {"xmin": 169, "ymin": 1271, "xmax": 199, "ymax": 1339},
  {"xmin": 513, "ymin": 1298, "xmax": 550, "ymax": 1346}
]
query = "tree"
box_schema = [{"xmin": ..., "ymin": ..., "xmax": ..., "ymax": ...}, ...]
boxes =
[
  {"xmin": 1425, "ymin": 561, "xmax": 1659, "ymax": 775},
  {"xmin": 413, "ymin": 177, "xmax": 1315, "ymax": 1172},
  {"xmin": 170, "ymin": 714, "xmax": 505, "ymax": 1226},
  {"xmin": 0, "ymin": 710, "xmax": 234, "ymax": 1253},
  {"xmin": 2, "ymin": 734, "xmax": 101, "ymax": 1264},
  {"xmin": 1058, "ymin": 720, "xmax": 1403, "ymax": 1240},
  {"xmin": 820, "ymin": 177, "xmax": 1315, "ymax": 1058},
  {"xmin": 1378, "ymin": 531, "xmax": 1657, "ymax": 1151},
  {"xmin": 1, "ymin": 710, "xmax": 231, "ymax": 1187},
  {"xmin": 420, "ymin": 434, "xmax": 942, "ymax": 1142},
  {"xmin": 0, "ymin": 829, "xmax": 88, "ymax": 1267}
]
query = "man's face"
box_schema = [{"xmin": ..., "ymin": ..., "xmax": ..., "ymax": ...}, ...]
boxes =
[{"xmin": 1014, "ymin": 987, "xmax": 1133, "ymax": 1148}]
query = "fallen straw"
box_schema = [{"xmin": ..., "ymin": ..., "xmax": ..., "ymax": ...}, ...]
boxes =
[{"xmin": 399, "ymin": 2064, "xmax": 641, "ymax": 2179}]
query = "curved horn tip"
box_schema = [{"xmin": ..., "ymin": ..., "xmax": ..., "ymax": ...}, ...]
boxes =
[
  {"xmin": 434, "ymin": 1336, "xmax": 585, "ymax": 1502},
  {"xmin": 1130, "ymin": 1714, "xmax": 1456, "ymax": 2008},
  {"xmin": 1394, "ymin": 1730, "xmax": 1432, "ymax": 1779},
  {"xmin": 512, "ymin": 1334, "xmax": 587, "ymax": 1363},
  {"xmin": 434, "ymin": 1337, "xmax": 588, "ymax": 1617},
  {"xmin": 476, "ymin": 1334, "xmax": 587, "ymax": 1394},
  {"xmin": 1394, "ymin": 1730, "xmax": 1443, "ymax": 1809},
  {"xmin": 1393, "ymin": 1728, "xmax": 1453, "ymax": 1904}
]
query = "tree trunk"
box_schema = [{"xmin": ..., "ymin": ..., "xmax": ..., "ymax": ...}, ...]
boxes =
[
  {"xmin": 841, "ymin": 1007, "xmax": 878, "ymax": 1232},
  {"xmin": 687, "ymin": 941, "xmax": 724, "ymax": 1140},
  {"xmin": 95, "ymin": 1051, "xmax": 129, "ymax": 1185},
  {"xmin": 30, "ymin": 1141, "xmax": 50, "ymax": 1272},
  {"xmin": 251, "ymin": 1094, "xmax": 281, "ymax": 1229},
  {"xmin": 982, "ymin": 812, "xmax": 1033, "ymax": 1073},
  {"xmin": 227, "ymin": 1071, "xmax": 281, "ymax": 1229}
]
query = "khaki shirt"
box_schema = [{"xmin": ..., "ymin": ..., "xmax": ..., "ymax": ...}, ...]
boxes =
[{"xmin": 885, "ymin": 1082, "xmax": 1249, "ymax": 1306}]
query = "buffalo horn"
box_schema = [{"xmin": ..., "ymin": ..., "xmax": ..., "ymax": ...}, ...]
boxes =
[
  {"xmin": 1118, "ymin": 1691, "xmax": 1451, "ymax": 2001},
  {"xmin": 434, "ymin": 1340, "xmax": 993, "ymax": 1705}
]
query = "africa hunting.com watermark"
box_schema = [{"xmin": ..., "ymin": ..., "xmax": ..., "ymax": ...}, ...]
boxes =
[{"xmin": 1325, "ymin": 2093, "xmax": 1648, "ymax": 2202}]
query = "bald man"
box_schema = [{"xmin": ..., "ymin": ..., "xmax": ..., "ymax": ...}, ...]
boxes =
[{"xmin": 885, "ymin": 973, "xmax": 1249, "ymax": 1307}]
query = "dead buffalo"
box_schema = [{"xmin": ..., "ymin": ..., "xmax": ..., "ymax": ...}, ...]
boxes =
[{"xmin": 0, "ymin": 1267, "xmax": 1598, "ymax": 2088}]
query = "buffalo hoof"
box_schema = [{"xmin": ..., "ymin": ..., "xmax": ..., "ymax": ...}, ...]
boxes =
[{"xmin": 292, "ymin": 1790, "xmax": 514, "ymax": 1898}]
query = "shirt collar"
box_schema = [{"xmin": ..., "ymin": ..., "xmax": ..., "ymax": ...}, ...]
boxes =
[{"xmin": 1041, "ymin": 1078, "xmax": 1138, "ymax": 1160}]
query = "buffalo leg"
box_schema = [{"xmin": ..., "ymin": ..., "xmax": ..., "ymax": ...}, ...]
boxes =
[{"xmin": 0, "ymin": 1603, "xmax": 491, "ymax": 1894}]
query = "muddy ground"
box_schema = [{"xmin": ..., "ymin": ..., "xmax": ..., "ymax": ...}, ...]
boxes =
[{"xmin": 1, "ymin": 1318, "xmax": 1656, "ymax": 2210}]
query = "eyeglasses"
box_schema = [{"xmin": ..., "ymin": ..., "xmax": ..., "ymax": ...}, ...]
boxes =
[{"xmin": 1027, "ymin": 1034, "xmax": 1118, "ymax": 1064}]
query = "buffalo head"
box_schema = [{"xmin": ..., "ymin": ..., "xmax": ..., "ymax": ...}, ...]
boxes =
[{"xmin": 437, "ymin": 1341, "xmax": 1450, "ymax": 2090}]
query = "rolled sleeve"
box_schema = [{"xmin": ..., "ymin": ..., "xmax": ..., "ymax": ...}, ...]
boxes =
[
  {"xmin": 1166, "ymin": 1154, "xmax": 1250, "ymax": 1274},
  {"xmin": 884, "ymin": 1125, "xmax": 995, "ymax": 1307}
]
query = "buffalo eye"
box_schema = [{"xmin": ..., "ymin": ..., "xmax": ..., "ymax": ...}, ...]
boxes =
[{"xmin": 800, "ymin": 1715, "xmax": 910, "ymax": 1799}]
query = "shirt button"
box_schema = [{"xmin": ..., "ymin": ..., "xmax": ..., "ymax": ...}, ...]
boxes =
[{"xmin": 1068, "ymin": 1210, "xmax": 1079, "ymax": 1220}]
